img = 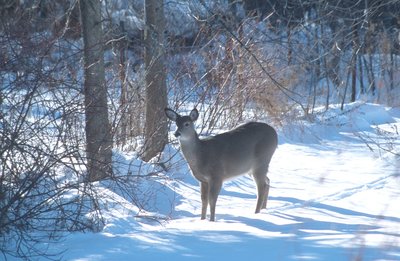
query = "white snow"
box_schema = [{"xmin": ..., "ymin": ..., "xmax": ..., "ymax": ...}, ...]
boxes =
[{"xmin": 9, "ymin": 103, "xmax": 400, "ymax": 260}]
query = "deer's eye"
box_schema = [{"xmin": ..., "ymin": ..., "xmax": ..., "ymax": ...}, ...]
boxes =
[{"xmin": 184, "ymin": 122, "xmax": 190, "ymax": 127}]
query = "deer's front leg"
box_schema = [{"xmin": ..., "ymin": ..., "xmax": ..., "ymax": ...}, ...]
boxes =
[
  {"xmin": 208, "ymin": 179, "xmax": 222, "ymax": 222},
  {"xmin": 200, "ymin": 182, "xmax": 209, "ymax": 220}
]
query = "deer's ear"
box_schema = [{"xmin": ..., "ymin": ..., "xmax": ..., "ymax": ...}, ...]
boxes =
[
  {"xmin": 165, "ymin": 108, "xmax": 178, "ymax": 121},
  {"xmin": 189, "ymin": 108, "xmax": 199, "ymax": 121}
]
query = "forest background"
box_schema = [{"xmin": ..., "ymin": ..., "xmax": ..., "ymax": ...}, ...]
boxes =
[{"xmin": 1, "ymin": 0, "xmax": 399, "ymax": 259}]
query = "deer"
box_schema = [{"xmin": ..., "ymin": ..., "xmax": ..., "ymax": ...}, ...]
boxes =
[{"xmin": 165, "ymin": 108, "xmax": 278, "ymax": 221}]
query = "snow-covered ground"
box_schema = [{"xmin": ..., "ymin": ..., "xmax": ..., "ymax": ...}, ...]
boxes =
[{"xmin": 14, "ymin": 103, "xmax": 400, "ymax": 261}]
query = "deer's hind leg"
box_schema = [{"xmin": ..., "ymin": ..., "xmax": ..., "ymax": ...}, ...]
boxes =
[
  {"xmin": 252, "ymin": 164, "xmax": 270, "ymax": 213},
  {"xmin": 262, "ymin": 176, "xmax": 270, "ymax": 209}
]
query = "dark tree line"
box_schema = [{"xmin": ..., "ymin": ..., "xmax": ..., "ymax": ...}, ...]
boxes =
[{"xmin": 236, "ymin": 0, "xmax": 399, "ymax": 111}]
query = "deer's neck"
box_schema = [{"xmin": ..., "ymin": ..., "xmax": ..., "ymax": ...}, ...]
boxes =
[{"xmin": 179, "ymin": 133, "xmax": 202, "ymax": 168}]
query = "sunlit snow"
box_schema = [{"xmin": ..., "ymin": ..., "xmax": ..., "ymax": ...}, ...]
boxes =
[{"xmin": 44, "ymin": 102, "xmax": 400, "ymax": 261}]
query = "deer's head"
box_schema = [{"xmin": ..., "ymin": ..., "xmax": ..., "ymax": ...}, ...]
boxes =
[{"xmin": 165, "ymin": 108, "xmax": 199, "ymax": 140}]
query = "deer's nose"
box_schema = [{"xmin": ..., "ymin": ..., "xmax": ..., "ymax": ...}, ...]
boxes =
[{"xmin": 174, "ymin": 130, "xmax": 181, "ymax": 137}]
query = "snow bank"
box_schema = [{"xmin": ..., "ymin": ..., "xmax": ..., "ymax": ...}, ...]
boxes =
[{"xmin": 6, "ymin": 103, "xmax": 400, "ymax": 260}]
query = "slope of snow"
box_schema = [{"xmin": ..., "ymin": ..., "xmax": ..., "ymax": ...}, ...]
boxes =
[{"xmin": 8, "ymin": 103, "xmax": 400, "ymax": 260}]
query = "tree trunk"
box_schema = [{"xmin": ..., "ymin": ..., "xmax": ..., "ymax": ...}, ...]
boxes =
[
  {"xmin": 80, "ymin": 0, "xmax": 113, "ymax": 181},
  {"xmin": 116, "ymin": 23, "xmax": 128, "ymax": 147},
  {"xmin": 351, "ymin": 22, "xmax": 358, "ymax": 102},
  {"xmin": 142, "ymin": 0, "xmax": 168, "ymax": 162},
  {"xmin": 358, "ymin": 55, "xmax": 364, "ymax": 94}
]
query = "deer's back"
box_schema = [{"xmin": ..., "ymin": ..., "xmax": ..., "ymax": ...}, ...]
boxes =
[{"xmin": 198, "ymin": 122, "xmax": 277, "ymax": 179}]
